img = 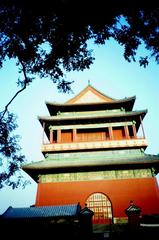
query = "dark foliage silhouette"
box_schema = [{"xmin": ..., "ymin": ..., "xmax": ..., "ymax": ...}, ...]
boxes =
[{"xmin": 0, "ymin": 0, "xmax": 159, "ymax": 187}]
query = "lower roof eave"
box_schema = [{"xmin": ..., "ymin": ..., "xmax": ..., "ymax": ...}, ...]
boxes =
[{"xmin": 22, "ymin": 159, "xmax": 159, "ymax": 182}]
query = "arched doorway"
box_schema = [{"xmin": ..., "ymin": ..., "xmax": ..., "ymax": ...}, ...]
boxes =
[{"xmin": 86, "ymin": 192, "xmax": 113, "ymax": 224}]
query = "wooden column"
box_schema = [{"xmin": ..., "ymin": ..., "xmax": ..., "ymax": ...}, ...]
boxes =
[
  {"xmin": 108, "ymin": 126, "xmax": 114, "ymax": 140},
  {"xmin": 140, "ymin": 116, "xmax": 146, "ymax": 138},
  {"xmin": 132, "ymin": 124, "xmax": 137, "ymax": 138},
  {"xmin": 57, "ymin": 129, "xmax": 61, "ymax": 143},
  {"xmin": 124, "ymin": 125, "xmax": 130, "ymax": 139},
  {"xmin": 42, "ymin": 122, "xmax": 45, "ymax": 144},
  {"xmin": 73, "ymin": 128, "xmax": 77, "ymax": 142},
  {"xmin": 50, "ymin": 128, "xmax": 53, "ymax": 144}
]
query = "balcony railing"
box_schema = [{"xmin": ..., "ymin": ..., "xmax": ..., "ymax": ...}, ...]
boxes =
[{"xmin": 41, "ymin": 138, "xmax": 148, "ymax": 152}]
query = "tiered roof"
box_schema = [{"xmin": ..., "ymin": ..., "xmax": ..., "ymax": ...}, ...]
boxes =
[
  {"xmin": 22, "ymin": 84, "xmax": 159, "ymax": 181},
  {"xmin": 45, "ymin": 85, "xmax": 136, "ymax": 115},
  {"xmin": 38, "ymin": 85, "xmax": 147, "ymax": 136}
]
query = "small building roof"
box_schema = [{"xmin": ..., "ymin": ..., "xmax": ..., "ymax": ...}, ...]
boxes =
[{"xmin": 0, "ymin": 204, "xmax": 80, "ymax": 219}]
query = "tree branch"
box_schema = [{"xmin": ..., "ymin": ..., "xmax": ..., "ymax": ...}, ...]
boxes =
[{"xmin": 0, "ymin": 60, "xmax": 29, "ymax": 120}]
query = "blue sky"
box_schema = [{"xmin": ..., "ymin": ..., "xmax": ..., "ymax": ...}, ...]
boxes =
[{"xmin": 0, "ymin": 39, "xmax": 159, "ymax": 214}]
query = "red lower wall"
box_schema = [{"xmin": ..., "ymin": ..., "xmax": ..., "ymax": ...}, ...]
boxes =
[{"xmin": 36, "ymin": 177, "xmax": 159, "ymax": 218}]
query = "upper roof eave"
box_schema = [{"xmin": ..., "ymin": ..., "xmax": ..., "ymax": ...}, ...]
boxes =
[
  {"xmin": 46, "ymin": 96, "xmax": 136, "ymax": 107},
  {"xmin": 45, "ymin": 86, "xmax": 136, "ymax": 114},
  {"xmin": 38, "ymin": 109, "xmax": 147, "ymax": 123}
]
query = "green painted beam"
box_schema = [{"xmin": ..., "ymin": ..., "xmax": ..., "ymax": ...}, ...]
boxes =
[{"xmin": 49, "ymin": 121, "xmax": 134, "ymax": 130}]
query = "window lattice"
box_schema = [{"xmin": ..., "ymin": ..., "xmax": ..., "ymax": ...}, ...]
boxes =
[{"xmin": 86, "ymin": 193, "xmax": 112, "ymax": 224}]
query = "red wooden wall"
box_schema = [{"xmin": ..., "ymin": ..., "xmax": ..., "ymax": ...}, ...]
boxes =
[
  {"xmin": 36, "ymin": 177, "xmax": 159, "ymax": 218},
  {"xmin": 113, "ymin": 128, "xmax": 125, "ymax": 140},
  {"xmin": 58, "ymin": 127, "xmax": 128, "ymax": 143},
  {"xmin": 61, "ymin": 130, "xmax": 72, "ymax": 143}
]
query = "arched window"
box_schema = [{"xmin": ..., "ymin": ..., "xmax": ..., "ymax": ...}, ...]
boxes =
[{"xmin": 86, "ymin": 192, "xmax": 113, "ymax": 224}]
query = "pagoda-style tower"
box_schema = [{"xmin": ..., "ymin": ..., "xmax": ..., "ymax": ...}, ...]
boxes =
[{"xmin": 23, "ymin": 84, "xmax": 159, "ymax": 224}]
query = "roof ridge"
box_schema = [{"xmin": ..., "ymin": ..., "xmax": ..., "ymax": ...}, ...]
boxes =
[{"xmin": 65, "ymin": 84, "xmax": 116, "ymax": 104}]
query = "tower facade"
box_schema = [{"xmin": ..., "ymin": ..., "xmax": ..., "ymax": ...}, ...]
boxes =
[{"xmin": 23, "ymin": 84, "xmax": 159, "ymax": 224}]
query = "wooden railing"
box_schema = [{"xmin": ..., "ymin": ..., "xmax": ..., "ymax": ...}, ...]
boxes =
[{"xmin": 41, "ymin": 138, "xmax": 148, "ymax": 152}]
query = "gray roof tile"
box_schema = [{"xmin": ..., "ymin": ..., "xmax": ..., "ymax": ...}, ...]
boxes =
[{"xmin": 1, "ymin": 204, "xmax": 79, "ymax": 219}]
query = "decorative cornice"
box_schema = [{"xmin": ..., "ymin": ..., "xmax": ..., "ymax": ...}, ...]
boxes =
[{"xmin": 38, "ymin": 109, "xmax": 147, "ymax": 122}]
